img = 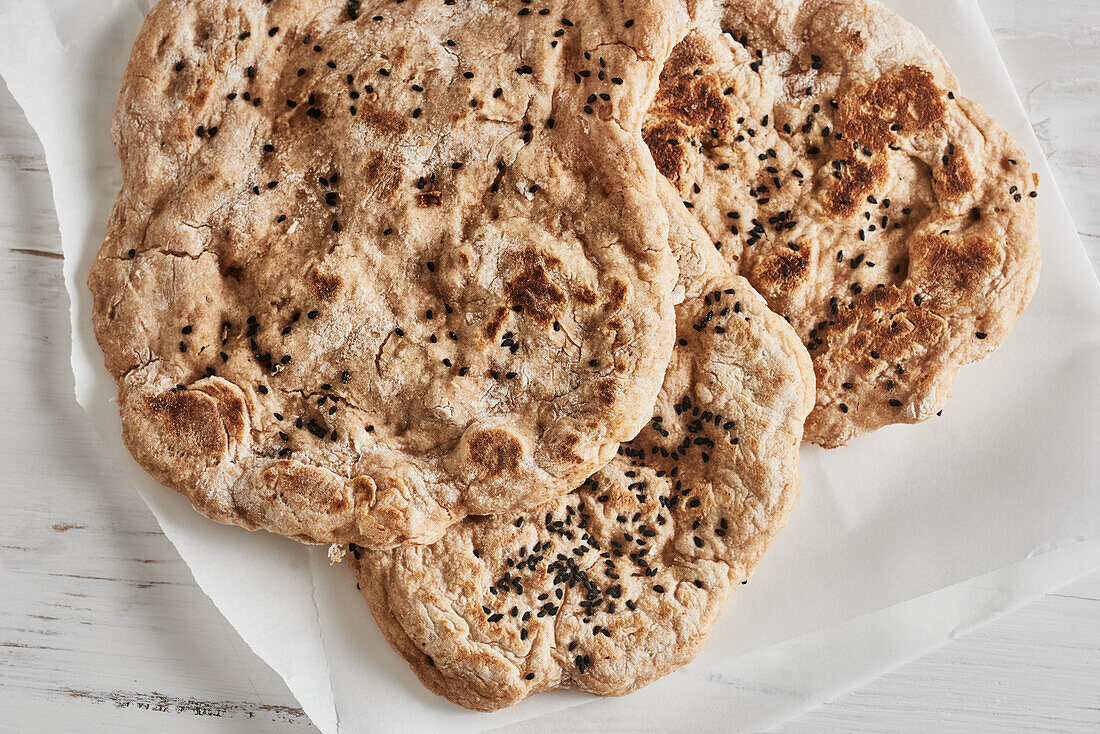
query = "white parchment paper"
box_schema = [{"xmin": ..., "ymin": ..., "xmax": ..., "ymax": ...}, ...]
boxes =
[{"xmin": 0, "ymin": 0, "xmax": 1097, "ymax": 731}]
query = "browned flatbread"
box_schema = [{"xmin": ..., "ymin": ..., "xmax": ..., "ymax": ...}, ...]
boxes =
[
  {"xmin": 349, "ymin": 190, "xmax": 814, "ymax": 710},
  {"xmin": 644, "ymin": 0, "xmax": 1041, "ymax": 447},
  {"xmin": 89, "ymin": 0, "xmax": 695, "ymax": 546}
]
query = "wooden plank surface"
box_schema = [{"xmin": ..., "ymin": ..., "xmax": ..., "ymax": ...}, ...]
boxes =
[{"xmin": 0, "ymin": 0, "xmax": 1096, "ymax": 731}]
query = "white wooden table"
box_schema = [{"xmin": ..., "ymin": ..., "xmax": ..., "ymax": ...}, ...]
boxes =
[{"xmin": 1, "ymin": 1, "xmax": 1097, "ymax": 731}]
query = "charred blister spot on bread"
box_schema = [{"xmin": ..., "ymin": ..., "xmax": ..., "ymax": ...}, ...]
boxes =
[
  {"xmin": 605, "ymin": 279, "xmax": 629, "ymax": 313},
  {"xmin": 933, "ymin": 148, "xmax": 975, "ymax": 199},
  {"xmin": 752, "ymin": 247, "xmax": 810, "ymax": 295},
  {"xmin": 574, "ymin": 286, "xmax": 599, "ymax": 306},
  {"xmin": 263, "ymin": 460, "xmax": 349, "ymax": 512},
  {"xmin": 643, "ymin": 118, "xmax": 691, "ymax": 181},
  {"xmin": 831, "ymin": 286, "xmax": 946, "ymax": 354},
  {"xmin": 358, "ymin": 107, "xmax": 409, "ymax": 136},
  {"xmin": 309, "ymin": 269, "xmax": 343, "ymax": 302},
  {"xmin": 899, "ymin": 308, "xmax": 946, "ymax": 357},
  {"xmin": 652, "ymin": 73, "xmax": 735, "ymax": 139},
  {"xmin": 839, "ymin": 66, "xmax": 946, "ymax": 151},
  {"xmin": 553, "ymin": 433, "xmax": 585, "ymax": 465},
  {"xmin": 484, "ymin": 305, "xmax": 509, "ymax": 339},
  {"xmin": 594, "ymin": 377, "xmax": 619, "ymax": 408},
  {"xmin": 825, "ymin": 288, "xmax": 946, "ymax": 388},
  {"xmin": 147, "ymin": 389, "xmax": 227, "ymax": 455},
  {"xmin": 416, "ymin": 191, "xmax": 442, "ymax": 207},
  {"xmin": 220, "ymin": 262, "xmax": 244, "ymax": 281},
  {"xmin": 186, "ymin": 79, "xmax": 211, "ymax": 110},
  {"xmin": 503, "ymin": 250, "xmax": 566, "ymax": 324},
  {"xmin": 359, "ymin": 151, "xmax": 403, "ymax": 200},
  {"xmin": 466, "ymin": 428, "xmax": 523, "ymax": 478},
  {"xmin": 910, "ymin": 232, "xmax": 1005, "ymax": 303},
  {"xmin": 190, "ymin": 16, "xmax": 214, "ymax": 49},
  {"xmin": 659, "ymin": 34, "xmax": 715, "ymax": 86},
  {"xmin": 844, "ymin": 29, "xmax": 866, "ymax": 52},
  {"xmin": 824, "ymin": 157, "xmax": 889, "ymax": 218}
]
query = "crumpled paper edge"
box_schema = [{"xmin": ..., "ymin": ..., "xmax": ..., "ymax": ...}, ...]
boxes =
[{"xmin": 0, "ymin": 0, "xmax": 1096, "ymax": 731}]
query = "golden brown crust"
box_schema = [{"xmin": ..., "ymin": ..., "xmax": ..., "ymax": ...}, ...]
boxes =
[
  {"xmin": 90, "ymin": 0, "xmax": 694, "ymax": 545},
  {"xmin": 351, "ymin": 195, "xmax": 815, "ymax": 711},
  {"xmin": 644, "ymin": 0, "xmax": 1041, "ymax": 447}
]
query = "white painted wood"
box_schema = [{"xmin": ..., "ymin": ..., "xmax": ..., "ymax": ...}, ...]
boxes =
[{"xmin": 0, "ymin": 1, "xmax": 1096, "ymax": 731}]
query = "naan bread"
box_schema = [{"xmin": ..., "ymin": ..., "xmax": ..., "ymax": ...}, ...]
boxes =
[
  {"xmin": 350, "ymin": 191, "xmax": 814, "ymax": 710},
  {"xmin": 645, "ymin": 0, "xmax": 1040, "ymax": 446},
  {"xmin": 90, "ymin": 0, "xmax": 691, "ymax": 545}
]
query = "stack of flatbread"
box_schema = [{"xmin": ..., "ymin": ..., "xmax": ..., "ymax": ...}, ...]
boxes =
[{"xmin": 90, "ymin": 0, "xmax": 1039, "ymax": 711}]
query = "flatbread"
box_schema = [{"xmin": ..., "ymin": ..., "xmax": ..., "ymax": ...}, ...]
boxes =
[
  {"xmin": 89, "ymin": 0, "xmax": 692, "ymax": 546},
  {"xmin": 644, "ymin": 0, "xmax": 1040, "ymax": 447},
  {"xmin": 350, "ymin": 192, "xmax": 814, "ymax": 710}
]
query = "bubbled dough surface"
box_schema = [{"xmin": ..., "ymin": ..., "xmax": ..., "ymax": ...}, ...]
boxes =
[
  {"xmin": 644, "ymin": 0, "xmax": 1040, "ymax": 447},
  {"xmin": 352, "ymin": 188, "xmax": 815, "ymax": 711},
  {"xmin": 89, "ymin": 0, "xmax": 693, "ymax": 546}
]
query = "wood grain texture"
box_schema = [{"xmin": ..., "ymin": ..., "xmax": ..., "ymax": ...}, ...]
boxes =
[{"xmin": 0, "ymin": 0, "xmax": 1096, "ymax": 731}]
